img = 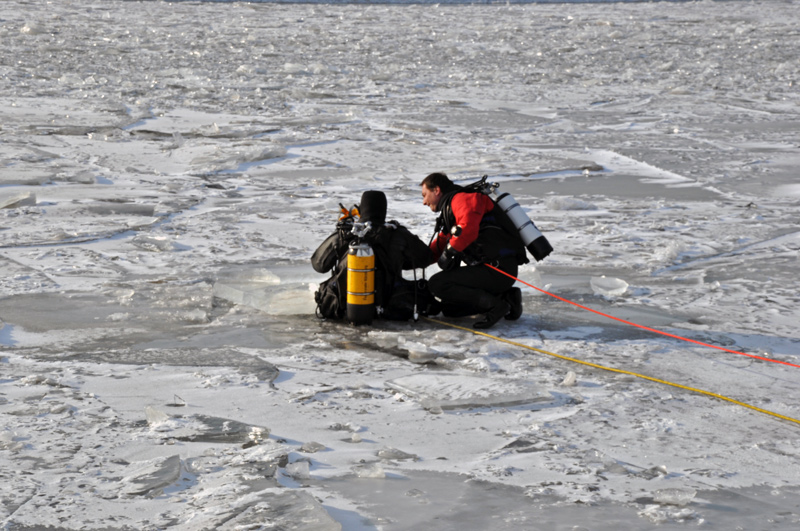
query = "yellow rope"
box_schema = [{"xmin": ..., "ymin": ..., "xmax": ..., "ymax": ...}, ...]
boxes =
[{"xmin": 424, "ymin": 317, "xmax": 800, "ymax": 427}]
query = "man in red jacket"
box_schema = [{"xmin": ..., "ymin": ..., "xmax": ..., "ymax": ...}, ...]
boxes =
[{"xmin": 420, "ymin": 172, "xmax": 524, "ymax": 329}]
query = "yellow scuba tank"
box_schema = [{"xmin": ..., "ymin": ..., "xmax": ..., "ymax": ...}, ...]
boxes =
[{"xmin": 346, "ymin": 241, "xmax": 375, "ymax": 325}]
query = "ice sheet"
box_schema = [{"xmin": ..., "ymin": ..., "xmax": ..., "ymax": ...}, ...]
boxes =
[{"xmin": 1, "ymin": 0, "xmax": 799, "ymax": 529}]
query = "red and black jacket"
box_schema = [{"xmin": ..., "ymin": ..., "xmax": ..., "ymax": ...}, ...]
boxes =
[{"xmin": 431, "ymin": 189, "xmax": 527, "ymax": 265}]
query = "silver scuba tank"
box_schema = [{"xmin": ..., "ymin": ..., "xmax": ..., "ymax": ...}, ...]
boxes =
[{"xmin": 490, "ymin": 189, "xmax": 553, "ymax": 262}]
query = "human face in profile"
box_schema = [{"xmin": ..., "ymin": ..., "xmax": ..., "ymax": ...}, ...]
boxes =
[{"xmin": 421, "ymin": 184, "xmax": 442, "ymax": 212}]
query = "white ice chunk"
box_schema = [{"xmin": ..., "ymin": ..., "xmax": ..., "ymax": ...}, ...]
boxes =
[
  {"xmin": 386, "ymin": 373, "xmax": 551, "ymax": 410},
  {"xmin": 132, "ymin": 235, "xmax": 178, "ymax": 252},
  {"xmin": 121, "ymin": 455, "xmax": 182, "ymax": 497},
  {"xmin": 353, "ymin": 462, "xmax": 385, "ymax": 479},
  {"xmin": 249, "ymin": 426, "xmax": 269, "ymax": 444},
  {"xmin": 545, "ymin": 196, "xmax": 597, "ymax": 211},
  {"xmin": 653, "ymin": 488, "xmax": 696, "ymax": 506},
  {"xmin": 157, "ymin": 415, "xmax": 270, "ymax": 444},
  {"xmin": 377, "ymin": 447, "xmax": 418, "ymax": 461},
  {"xmin": 639, "ymin": 504, "xmax": 698, "ymax": 524},
  {"xmin": 590, "ymin": 276, "xmax": 628, "ymax": 297},
  {"xmin": 299, "ymin": 441, "xmax": 326, "ymax": 453},
  {"xmin": 0, "ymin": 191, "xmax": 36, "ymax": 209},
  {"xmin": 178, "ymin": 309, "xmax": 210, "ymax": 324},
  {"xmin": 286, "ymin": 460, "xmax": 311, "ymax": 479},
  {"xmin": 401, "ymin": 340, "xmax": 437, "ymax": 363},
  {"xmin": 144, "ymin": 406, "xmax": 169, "ymax": 426},
  {"xmin": 20, "ymin": 22, "xmax": 45, "ymax": 35},
  {"xmin": 216, "ymin": 490, "xmax": 343, "ymax": 531},
  {"xmin": 0, "ymin": 430, "xmax": 25, "ymax": 452}
]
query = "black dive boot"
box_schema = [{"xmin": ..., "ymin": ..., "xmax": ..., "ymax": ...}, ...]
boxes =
[
  {"xmin": 425, "ymin": 299, "xmax": 442, "ymax": 317},
  {"xmin": 473, "ymin": 298, "xmax": 511, "ymax": 330},
  {"xmin": 503, "ymin": 287, "xmax": 523, "ymax": 320}
]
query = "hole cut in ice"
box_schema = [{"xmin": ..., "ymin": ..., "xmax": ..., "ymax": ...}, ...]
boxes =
[
  {"xmin": 214, "ymin": 265, "xmax": 317, "ymax": 316},
  {"xmin": 385, "ymin": 373, "xmax": 551, "ymax": 411}
]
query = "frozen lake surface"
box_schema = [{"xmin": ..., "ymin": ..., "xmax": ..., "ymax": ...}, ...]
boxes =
[{"xmin": 1, "ymin": 0, "xmax": 799, "ymax": 529}]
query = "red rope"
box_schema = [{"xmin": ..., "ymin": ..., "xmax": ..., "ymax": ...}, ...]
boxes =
[{"xmin": 485, "ymin": 263, "xmax": 800, "ymax": 369}]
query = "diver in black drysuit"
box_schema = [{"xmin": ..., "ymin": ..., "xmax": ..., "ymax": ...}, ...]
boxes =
[{"xmin": 312, "ymin": 190, "xmax": 434, "ymax": 321}]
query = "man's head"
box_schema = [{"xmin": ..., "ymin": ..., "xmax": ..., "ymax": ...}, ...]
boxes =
[{"xmin": 420, "ymin": 172, "xmax": 454, "ymax": 212}]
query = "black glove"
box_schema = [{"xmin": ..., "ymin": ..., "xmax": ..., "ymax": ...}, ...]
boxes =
[{"xmin": 437, "ymin": 245, "xmax": 461, "ymax": 271}]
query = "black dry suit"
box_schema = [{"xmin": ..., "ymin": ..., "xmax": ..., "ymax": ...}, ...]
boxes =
[{"xmin": 312, "ymin": 191, "xmax": 434, "ymax": 322}]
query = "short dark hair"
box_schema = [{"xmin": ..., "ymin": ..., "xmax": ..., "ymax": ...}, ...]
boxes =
[{"xmin": 420, "ymin": 172, "xmax": 455, "ymax": 193}]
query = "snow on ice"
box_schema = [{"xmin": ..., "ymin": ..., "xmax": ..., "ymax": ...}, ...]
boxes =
[{"xmin": 1, "ymin": 0, "xmax": 799, "ymax": 529}]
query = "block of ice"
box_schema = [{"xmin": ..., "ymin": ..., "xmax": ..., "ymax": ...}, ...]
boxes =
[
  {"xmin": 377, "ymin": 447, "xmax": 418, "ymax": 461},
  {"xmin": 218, "ymin": 490, "xmax": 343, "ymax": 531},
  {"xmin": 653, "ymin": 488, "xmax": 696, "ymax": 506},
  {"xmin": 0, "ymin": 191, "xmax": 36, "ymax": 209},
  {"xmin": 299, "ymin": 441, "xmax": 326, "ymax": 453},
  {"xmin": 545, "ymin": 196, "xmax": 598, "ymax": 211},
  {"xmin": 132, "ymin": 235, "xmax": 179, "ymax": 252},
  {"xmin": 146, "ymin": 412, "xmax": 270, "ymax": 444},
  {"xmin": 639, "ymin": 504, "xmax": 698, "ymax": 524},
  {"xmin": 286, "ymin": 460, "xmax": 311, "ymax": 479},
  {"xmin": 121, "ymin": 455, "xmax": 182, "ymax": 497},
  {"xmin": 590, "ymin": 275, "xmax": 628, "ymax": 297},
  {"xmin": 401, "ymin": 340, "xmax": 438, "ymax": 363},
  {"xmin": 144, "ymin": 406, "xmax": 169, "ymax": 426},
  {"xmin": 0, "ymin": 429, "xmax": 24, "ymax": 452},
  {"xmin": 561, "ymin": 371, "xmax": 577, "ymax": 387},
  {"xmin": 385, "ymin": 373, "xmax": 551, "ymax": 410},
  {"xmin": 171, "ymin": 415, "xmax": 270, "ymax": 444},
  {"xmin": 353, "ymin": 462, "xmax": 385, "ymax": 479}
]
